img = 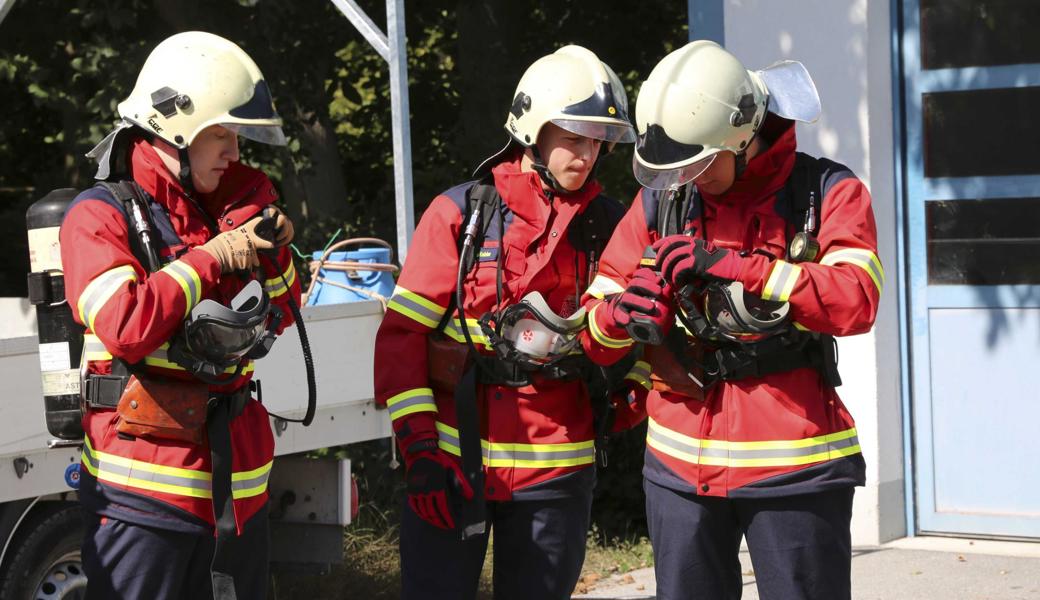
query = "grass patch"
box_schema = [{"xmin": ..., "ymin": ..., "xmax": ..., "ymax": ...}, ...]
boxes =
[{"xmin": 271, "ymin": 518, "xmax": 653, "ymax": 599}]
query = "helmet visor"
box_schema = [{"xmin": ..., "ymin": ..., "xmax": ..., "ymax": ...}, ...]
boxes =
[
  {"xmin": 632, "ymin": 151, "xmax": 717, "ymax": 190},
  {"xmin": 222, "ymin": 123, "xmax": 288, "ymax": 146},
  {"xmin": 552, "ymin": 118, "xmax": 636, "ymax": 144}
]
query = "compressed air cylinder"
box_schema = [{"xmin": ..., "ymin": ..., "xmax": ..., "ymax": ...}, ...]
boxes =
[{"xmin": 27, "ymin": 188, "xmax": 85, "ymax": 440}]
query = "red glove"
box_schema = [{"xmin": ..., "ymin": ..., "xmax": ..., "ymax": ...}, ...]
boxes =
[
  {"xmin": 653, "ymin": 235, "xmax": 745, "ymax": 288},
  {"xmin": 404, "ymin": 440, "xmax": 474, "ymax": 530},
  {"xmin": 595, "ymin": 267, "xmax": 674, "ymax": 338}
]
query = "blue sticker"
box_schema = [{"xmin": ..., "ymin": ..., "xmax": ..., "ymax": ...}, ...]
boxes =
[{"xmin": 477, "ymin": 247, "xmax": 499, "ymax": 262}]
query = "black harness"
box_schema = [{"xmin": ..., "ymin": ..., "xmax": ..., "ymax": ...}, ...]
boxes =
[
  {"xmin": 645, "ymin": 152, "xmax": 845, "ymax": 388},
  {"xmin": 440, "ymin": 176, "xmax": 628, "ymax": 538}
]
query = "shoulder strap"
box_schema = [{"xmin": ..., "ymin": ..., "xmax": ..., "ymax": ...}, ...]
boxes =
[
  {"xmin": 458, "ymin": 177, "xmax": 500, "ymax": 275},
  {"xmin": 785, "ymin": 152, "xmax": 824, "ymax": 237},
  {"xmin": 98, "ymin": 180, "xmax": 162, "ymax": 273},
  {"xmin": 435, "ymin": 177, "xmax": 500, "ymax": 334},
  {"xmin": 645, "ymin": 184, "xmax": 697, "ymax": 238}
]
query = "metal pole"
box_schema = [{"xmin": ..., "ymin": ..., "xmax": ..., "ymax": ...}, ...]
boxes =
[
  {"xmin": 0, "ymin": 0, "xmax": 16, "ymax": 29},
  {"xmin": 687, "ymin": 0, "xmax": 725, "ymax": 44},
  {"xmin": 386, "ymin": 0, "xmax": 414, "ymax": 260},
  {"xmin": 329, "ymin": 0, "xmax": 389, "ymax": 61}
]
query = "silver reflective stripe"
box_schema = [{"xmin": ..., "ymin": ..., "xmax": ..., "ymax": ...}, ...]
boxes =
[
  {"xmin": 232, "ymin": 470, "xmax": 271, "ymax": 493},
  {"xmin": 437, "ymin": 427, "xmax": 595, "ymax": 463},
  {"xmin": 389, "ymin": 293, "xmax": 443, "ymax": 325},
  {"xmin": 387, "ymin": 389, "xmax": 437, "ymax": 420},
  {"xmin": 79, "ymin": 266, "xmax": 136, "ymax": 327},
  {"xmin": 443, "ymin": 318, "xmax": 489, "ymax": 345},
  {"xmin": 648, "ymin": 427, "xmax": 860, "ymax": 460},
  {"xmin": 82, "ymin": 449, "xmax": 212, "ymax": 492},
  {"xmin": 485, "ymin": 447, "xmax": 595, "ymax": 462},
  {"xmin": 162, "ymin": 260, "xmax": 200, "ymax": 308}
]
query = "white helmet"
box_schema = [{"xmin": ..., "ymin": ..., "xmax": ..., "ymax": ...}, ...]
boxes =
[
  {"xmin": 476, "ymin": 45, "xmax": 635, "ymax": 175},
  {"xmin": 118, "ymin": 31, "xmax": 286, "ymax": 149},
  {"xmin": 633, "ymin": 40, "xmax": 821, "ymax": 190}
]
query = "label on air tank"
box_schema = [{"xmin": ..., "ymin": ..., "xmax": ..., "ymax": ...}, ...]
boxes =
[
  {"xmin": 28, "ymin": 226, "xmax": 62, "ymax": 272},
  {"xmin": 42, "ymin": 369, "xmax": 80, "ymax": 396},
  {"xmin": 39, "ymin": 341, "xmax": 71, "ymax": 371}
]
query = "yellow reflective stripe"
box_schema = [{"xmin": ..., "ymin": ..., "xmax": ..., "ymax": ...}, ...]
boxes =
[
  {"xmin": 624, "ymin": 360, "xmax": 652, "ymax": 390},
  {"xmin": 587, "ymin": 303, "xmax": 633, "ymax": 349},
  {"xmin": 82, "ymin": 435, "xmax": 213, "ymax": 498},
  {"xmin": 83, "ymin": 435, "xmax": 271, "ymax": 500},
  {"xmin": 585, "ymin": 274, "xmax": 625, "ymax": 300},
  {"xmin": 820, "ymin": 248, "xmax": 885, "ymax": 294},
  {"xmin": 792, "ymin": 322, "xmax": 811, "ymax": 332},
  {"xmin": 442, "ymin": 317, "xmax": 491, "ymax": 348},
  {"xmin": 436, "ymin": 422, "xmax": 596, "ymax": 468},
  {"xmin": 761, "ymin": 260, "xmax": 802, "ymax": 302},
  {"xmin": 264, "ymin": 260, "xmax": 297, "ymax": 299},
  {"xmin": 78, "ymin": 265, "xmax": 137, "ymax": 331},
  {"xmin": 387, "ymin": 286, "xmax": 447, "ymax": 329},
  {"xmin": 83, "ymin": 333, "xmax": 112, "ymax": 361},
  {"xmin": 386, "ymin": 387, "xmax": 437, "ymax": 420},
  {"xmin": 646, "ymin": 417, "xmax": 861, "ymax": 468},
  {"xmin": 231, "ymin": 460, "xmax": 273, "ymax": 499},
  {"xmin": 159, "ymin": 259, "xmax": 203, "ymax": 317},
  {"xmin": 81, "ymin": 335, "xmax": 254, "ymax": 375},
  {"xmin": 142, "ymin": 344, "xmax": 255, "ymax": 375}
]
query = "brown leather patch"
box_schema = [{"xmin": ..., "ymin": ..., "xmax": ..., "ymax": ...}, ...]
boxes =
[
  {"xmin": 644, "ymin": 343, "xmax": 706, "ymax": 401},
  {"xmin": 426, "ymin": 333, "xmax": 472, "ymax": 392},
  {"xmin": 116, "ymin": 374, "xmax": 209, "ymax": 444}
]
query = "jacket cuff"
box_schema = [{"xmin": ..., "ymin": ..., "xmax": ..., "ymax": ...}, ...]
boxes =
[{"xmin": 588, "ymin": 302, "xmax": 634, "ymax": 350}]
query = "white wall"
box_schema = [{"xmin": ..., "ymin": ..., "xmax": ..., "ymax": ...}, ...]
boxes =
[{"xmin": 724, "ymin": 0, "xmax": 905, "ymax": 545}]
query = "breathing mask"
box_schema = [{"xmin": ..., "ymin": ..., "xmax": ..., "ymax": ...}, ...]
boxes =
[
  {"xmin": 171, "ymin": 280, "xmax": 282, "ymax": 383},
  {"xmin": 677, "ymin": 281, "xmax": 790, "ymax": 344},
  {"xmin": 481, "ymin": 292, "xmax": 586, "ymax": 368}
]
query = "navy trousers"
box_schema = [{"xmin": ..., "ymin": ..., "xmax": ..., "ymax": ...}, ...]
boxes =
[
  {"xmin": 645, "ymin": 478, "xmax": 855, "ymax": 600},
  {"xmin": 82, "ymin": 509, "xmax": 269, "ymax": 600},
  {"xmin": 399, "ymin": 490, "xmax": 593, "ymax": 600}
]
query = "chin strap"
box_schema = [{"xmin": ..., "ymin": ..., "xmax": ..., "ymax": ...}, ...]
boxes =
[
  {"xmin": 175, "ymin": 146, "xmax": 221, "ymax": 235},
  {"xmin": 529, "ymin": 146, "xmax": 565, "ymax": 194}
]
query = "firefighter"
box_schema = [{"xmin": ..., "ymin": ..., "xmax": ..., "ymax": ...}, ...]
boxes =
[
  {"xmin": 61, "ymin": 31, "xmax": 300, "ymax": 599},
  {"xmin": 373, "ymin": 45, "xmax": 638, "ymax": 599},
  {"xmin": 582, "ymin": 41, "xmax": 883, "ymax": 600}
]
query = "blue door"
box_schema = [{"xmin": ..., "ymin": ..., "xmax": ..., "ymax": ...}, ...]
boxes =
[{"xmin": 901, "ymin": 0, "xmax": 1040, "ymax": 538}]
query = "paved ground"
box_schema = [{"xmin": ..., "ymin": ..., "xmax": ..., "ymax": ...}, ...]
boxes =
[{"xmin": 573, "ymin": 537, "xmax": 1040, "ymax": 599}]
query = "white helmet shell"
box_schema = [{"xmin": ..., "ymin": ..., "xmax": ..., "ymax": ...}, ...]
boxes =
[
  {"xmin": 117, "ymin": 31, "xmax": 286, "ymax": 149},
  {"xmin": 633, "ymin": 40, "xmax": 769, "ymax": 189},
  {"xmin": 505, "ymin": 45, "xmax": 635, "ymax": 148}
]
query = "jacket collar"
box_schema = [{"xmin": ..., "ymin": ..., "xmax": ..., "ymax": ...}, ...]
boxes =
[
  {"xmin": 489, "ymin": 152, "xmax": 602, "ymax": 225},
  {"xmin": 128, "ymin": 137, "xmax": 266, "ymax": 228},
  {"xmin": 702, "ymin": 119, "xmax": 797, "ymax": 205}
]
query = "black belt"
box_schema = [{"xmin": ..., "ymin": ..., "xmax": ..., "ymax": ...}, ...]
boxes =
[
  {"xmin": 475, "ymin": 357, "xmax": 586, "ymax": 387},
  {"xmin": 83, "ymin": 372, "xmax": 254, "ymax": 418},
  {"xmin": 710, "ymin": 335, "xmax": 841, "ymax": 387}
]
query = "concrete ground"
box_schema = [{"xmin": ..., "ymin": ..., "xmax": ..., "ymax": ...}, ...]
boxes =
[{"xmin": 573, "ymin": 537, "xmax": 1040, "ymax": 599}]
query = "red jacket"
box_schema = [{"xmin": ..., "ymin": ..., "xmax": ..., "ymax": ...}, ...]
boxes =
[
  {"xmin": 374, "ymin": 156, "xmax": 623, "ymax": 500},
  {"xmin": 61, "ymin": 138, "xmax": 301, "ymax": 533},
  {"xmin": 582, "ymin": 120, "xmax": 882, "ymax": 498}
]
